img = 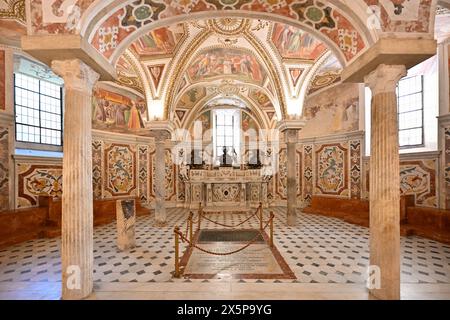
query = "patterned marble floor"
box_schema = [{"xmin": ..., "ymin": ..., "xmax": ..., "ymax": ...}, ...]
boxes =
[{"xmin": 0, "ymin": 208, "xmax": 449, "ymax": 285}]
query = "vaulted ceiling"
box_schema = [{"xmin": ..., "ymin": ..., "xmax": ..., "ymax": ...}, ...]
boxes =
[
  {"xmin": 1, "ymin": 1, "xmax": 450, "ymax": 127},
  {"xmin": 112, "ymin": 18, "xmax": 344, "ymax": 128}
]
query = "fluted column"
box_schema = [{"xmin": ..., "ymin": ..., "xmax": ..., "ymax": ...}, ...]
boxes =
[
  {"xmin": 153, "ymin": 130, "xmax": 171, "ymax": 226},
  {"xmin": 52, "ymin": 59, "xmax": 99, "ymax": 300},
  {"xmin": 285, "ymin": 129, "xmax": 298, "ymax": 226},
  {"xmin": 365, "ymin": 64, "xmax": 406, "ymax": 300}
]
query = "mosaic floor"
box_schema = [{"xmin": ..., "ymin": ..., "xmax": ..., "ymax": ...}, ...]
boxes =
[{"xmin": 0, "ymin": 208, "xmax": 449, "ymax": 284}]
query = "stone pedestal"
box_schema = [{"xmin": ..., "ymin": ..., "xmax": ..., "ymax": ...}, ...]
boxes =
[
  {"xmin": 365, "ymin": 64, "xmax": 406, "ymax": 300},
  {"xmin": 116, "ymin": 199, "xmax": 136, "ymax": 251},
  {"xmin": 52, "ymin": 59, "xmax": 99, "ymax": 300}
]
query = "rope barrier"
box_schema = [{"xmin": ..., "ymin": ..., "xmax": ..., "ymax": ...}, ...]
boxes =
[
  {"xmin": 192, "ymin": 204, "xmax": 262, "ymax": 229},
  {"xmin": 173, "ymin": 203, "xmax": 275, "ymax": 277},
  {"xmin": 175, "ymin": 216, "xmax": 273, "ymax": 256},
  {"xmin": 199, "ymin": 209, "xmax": 259, "ymax": 229}
]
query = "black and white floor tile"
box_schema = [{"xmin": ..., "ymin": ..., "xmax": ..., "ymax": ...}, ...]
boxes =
[{"xmin": 0, "ymin": 208, "xmax": 449, "ymax": 284}]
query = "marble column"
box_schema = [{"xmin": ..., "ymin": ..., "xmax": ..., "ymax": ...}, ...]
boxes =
[
  {"xmin": 52, "ymin": 59, "xmax": 99, "ymax": 300},
  {"xmin": 285, "ymin": 129, "xmax": 298, "ymax": 226},
  {"xmin": 365, "ymin": 64, "xmax": 406, "ymax": 300},
  {"xmin": 153, "ymin": 130, "xmax": 171, "ymax": 226}
]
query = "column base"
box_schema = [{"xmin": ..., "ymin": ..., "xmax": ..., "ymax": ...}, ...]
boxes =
[
  {"xmin": 153, "ymin": 220, "xmax": 168, "ymax": 227},
  {"xmin": 287, "ymin": 210, "xmax": 297, "ymax": 226},
  {"xmin": 369, "ymin": 287, "xmax": 400, "ymax": 300}
]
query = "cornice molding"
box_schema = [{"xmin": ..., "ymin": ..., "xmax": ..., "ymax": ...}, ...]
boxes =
[
  {"xmin": 299, "ymin": 130, "xmax": 365, "ymax": 145},
  {"xmin": 92, "ymin": 129, "xmax": 153, "ymax": 144}
]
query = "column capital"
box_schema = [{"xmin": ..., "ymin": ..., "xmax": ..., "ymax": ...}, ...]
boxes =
[
  {"xmin": 284, "ymin": 129, "xmax": 299, "ymax": 143},
  {"xmin": 51, "ymin": 59, "xmax": 99, "ymax": 92},
  {"xmin": 145, "ymin": 120, "xmax": 174, "ymax": 142},
  {"xmin": 364, "ymin": 64, "xmax": 406, "ymax": 95},
  {"xmin": 277, "ymin": 119, "xmax": 306, "ymax": 133}
]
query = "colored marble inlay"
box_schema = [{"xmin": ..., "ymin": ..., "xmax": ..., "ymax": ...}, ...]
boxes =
[
  {"xmin": 400, "ymin": 160, "xmax": 437, "ymax": 208},
  {"xmin": 16, "ymin": 164, "xmax": 62, "ymax": 208},
  {"xmin": 0, "ymin": 127, "xmax": 9, "ymax": 210},
  {"xmin": 315, "ymin": 144, "xmax": 348, "ymax": 196},
  {"xmin": 104, "ymin": 144, "xmax": 137, "ymax": 197},
  {"xmin": 92, "ymin": 140, "xmax": 103, "ymax": 200},
  {"xmin": 350, "ymin": 140, "xmax": 362, "ymax": 199},
  {"xmin": 138, "ymin": 145, "xmax": 149, "ymax": 204},
  {"xmin": 303, "ymin": 144, "xmax": 313, "ymax": 204},
  {"xmin": 0, "ymin": 50, "xmax": 5, "ymax": 110}
]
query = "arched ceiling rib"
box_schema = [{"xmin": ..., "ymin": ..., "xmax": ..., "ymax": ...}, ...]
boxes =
[{"xmin": 111, "ymin": 17, "xmax": 345, "ymax": 121}]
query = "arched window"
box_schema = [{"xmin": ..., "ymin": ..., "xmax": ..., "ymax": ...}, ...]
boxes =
[{"xmin": 213, "ymin": 109, "xmax": 240, "ymax": 166}]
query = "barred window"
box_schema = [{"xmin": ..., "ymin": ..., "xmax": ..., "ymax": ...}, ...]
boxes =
[
  {"xmin": 14, "ymin": 73, "xmax": 63, "ymax": 146},
  {"xmin": 397, "ymin": 75, "xmax": 424, "ymax": 148},
  {"xmin": 215, "ymin": 109, "xmax": 236, "ymax": 157}
]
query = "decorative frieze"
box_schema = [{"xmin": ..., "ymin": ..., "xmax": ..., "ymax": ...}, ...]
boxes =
[
  {"xmin": 92, "ymin": 140, "xmax": 103, "ymax": 200},
  {"xmin": 104, "ymin": 143, "xmax": 137, "ymax": 197},
  {"xmin": 302, "ymin": 144, "xmax": 313, "ymax": 204},
  {"xmin": 0, "ymin": 127, "xmax": 9, "ymax": 210},
  {"xmin": 138, "ymin": 145, "xmax": 149, "ymax": 205},
  {"xmin": 350, "ymin": 140, "xmax": 362, "ymax": 199}
]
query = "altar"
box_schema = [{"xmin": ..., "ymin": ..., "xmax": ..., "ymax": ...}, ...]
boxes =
[{"xmin": 185, "ymin": 167, "xmax": 269, "ymax": 210}]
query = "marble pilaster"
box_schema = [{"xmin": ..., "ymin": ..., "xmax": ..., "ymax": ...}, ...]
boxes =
[
  {"xmin": 278, "ymin": 120, "xmax": 304, "ymax": 226},
  {"xmin": 365, "ymin": 64, "xmax": 406, "ymax": 300},
  {"xmin": 52, "ymin": 59, "xmax": 99, "ymax": 300},
  {"xmin": 285, "ymin": 129, "xmax": 298, "ymax": 226},
  {"xmin": 152, "ymin": 129, "xmax": 171, "ymax": 226}
]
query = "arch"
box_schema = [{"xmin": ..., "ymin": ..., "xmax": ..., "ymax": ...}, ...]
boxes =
[
  {"xmin": 77, "ymin": 1, "xmax": 373, "ymax": 66},
  {"xmin": 175, "ymin": 81, "xmax": 277, "ymax": 120},
  {"xmin": 298, "ymin": 50, "xmax": 336, "ymax": 108},
  {"xmin": 121, "ymin": 49, "xmax": 152, "ymax": 120},
  {"xmin": 162, "ymin": 28, "xmax": 288, "ymax": 120},
  {"xmin": 183, "ymin": 92, "xmax": 271, "ymax": 133}
]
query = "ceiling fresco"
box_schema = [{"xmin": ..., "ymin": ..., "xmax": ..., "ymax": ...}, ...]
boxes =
[
  {"xmin": 271, "ymin": 23, "xmax": 327, "ymax": 61},
  {"xmin": 115, "ymin": 56, "xmax": 144, "ymax": 96},
  {"xmin": 308, "ymin": 55, "xmax": 343, "ymax": 96},
  {"xmin": 130, "ymin": 24, "xmax": 186, "ymax": 58},
  {"xmin": 28, "ymin": 0, "xmax": 436, "ymax": 44},
  {"xmin": 187, "ymin": 48, "xmax": 267, "ymax": 85},
  {"xmin": 176, "ymin": 87, "xmax": 208, "ymax": 110},
  {"xmin": 108, "ymin": 16, "xmax": 346, "ymax": 124},
  {"xmin": 0, "ymin": 1, "xmax": 441, "ymax": 128}
]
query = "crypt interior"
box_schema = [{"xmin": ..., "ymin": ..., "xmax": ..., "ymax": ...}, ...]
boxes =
[{"xmin": 0, "ymin": 0, "xmax": 450, "ymax": 300}]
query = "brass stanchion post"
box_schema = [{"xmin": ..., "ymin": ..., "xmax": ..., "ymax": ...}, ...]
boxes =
[
  {"xmin": 270, "ymin": 212, "xmax": 274, "ymax": 248},
  {"xmin": 259, "ymin": 202, "xmax": 263, "ymax": 230},
  {"xmin": 174, "ymin": 226, "xmax": 180, "ymax": 278},
  {"xmin": 198, "ymin": 202, "xmax": 202, "ymax": 231},
  {"xmin": 189, "ymin": 212, "xmax": 193, "ymax": 245}
]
